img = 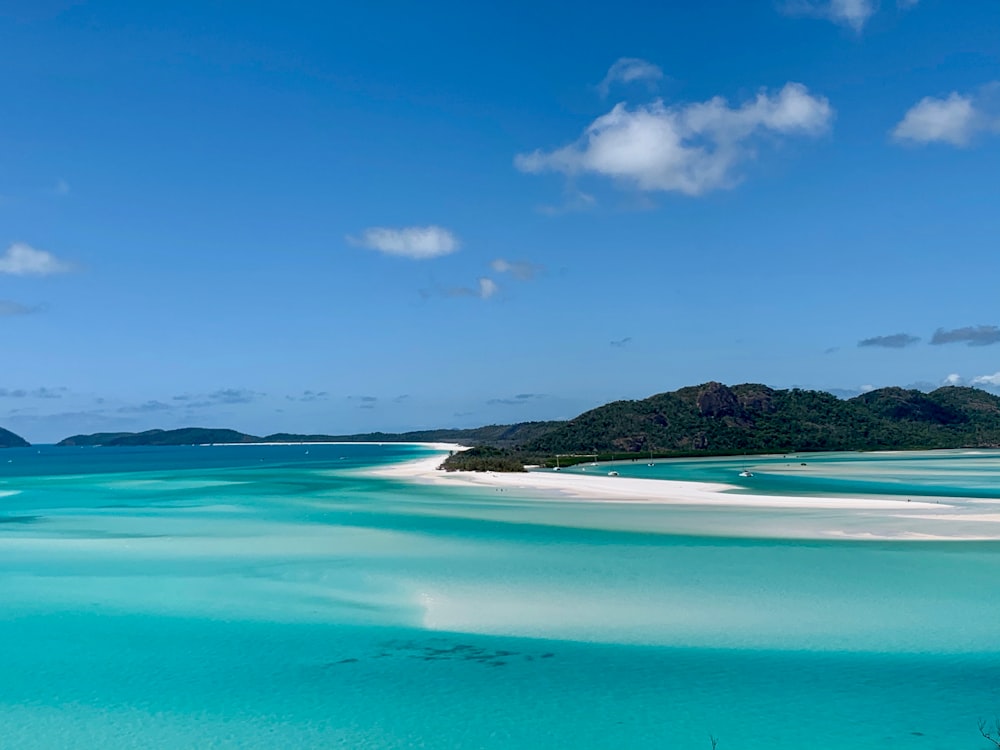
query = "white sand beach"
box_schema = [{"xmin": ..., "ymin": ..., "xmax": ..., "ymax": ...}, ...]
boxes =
[
  {"xmin": 361, "ymin": 445, "xmax": 1000, "ymax": 541},
  {"xmin": 367, "ymin": 446, "xmax": 952, "ymax": 510}
]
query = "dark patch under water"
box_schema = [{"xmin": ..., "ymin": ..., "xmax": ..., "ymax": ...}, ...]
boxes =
[{"xmin": 323, "ymin": 638, "xmax": 558, "ymax": 669}]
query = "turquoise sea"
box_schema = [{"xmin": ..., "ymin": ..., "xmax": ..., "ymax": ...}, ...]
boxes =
[{"xmin": 2, "ymin": 444, "xmax": 1000, "ymax": 749}]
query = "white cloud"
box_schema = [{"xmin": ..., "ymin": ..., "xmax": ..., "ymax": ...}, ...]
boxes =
[
  {"xmin": 781, "ymin": 0, "xmax": 878, "ymax": 31},
  {"xmin": 515, "ymin": 82, "xmax": 832, "ymax": 196},
  {"xmin": 477, "ymin": 278, "xmax": 498, "ymax": 299},
  {"xmin": 943, "ymin": 373, "xmax": 962, "ymax": 386},
  {"xmin": 436, "ymin": 277, "xmax": 499, "ymax": 300},
  {"xmin": 0, "ymin": 243, "xmax": 72, "ymax": 275},
  {"xmin": 972, "ymin": 372, "xmax": 1000, "ymax": 387},
  {"xmin": 597, "ymin": 58, "xmax": 664, "ymax": 97},
  {"xmin": 350, "ymin": 226, "xmax": 459, "ymax": 260},
  {"xmin": 892, "ymin": 87, "xmax": 1000, "ymax": 146},
  {"xmin": 490, "ymin": 258, "xmax": 543, "ymax": 280}
]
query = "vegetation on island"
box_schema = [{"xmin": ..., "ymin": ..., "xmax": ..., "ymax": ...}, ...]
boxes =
[
  {"xmin": 261, "ymin": 421, "xmax": 563, "ymax": 448},
  {"xmin": 437, "ymin": 446, "xmax": 527, "ymax": 473},
  {"xmin": 56, "ymin": 422, "xmax": 565, "ymax": 448},
  {"xmin": 51, "ymin": 382, "xmax": 1000, "ymax": 473},
  {"xmin": 441, "ymin": 382, "xmax": 1000, "ymax": 472},
  {"xmin": 0, "ymin": 426, "xmax": 30, "ymax": 448},
  {"xmin": 58, "ymin": 428, "xmax": 258, "ymax": 446}
]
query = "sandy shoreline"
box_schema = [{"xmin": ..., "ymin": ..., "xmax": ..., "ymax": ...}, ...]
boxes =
[
  {"xmin": 351, "ymin": 444, "xmax": 1000, "ymax": 540},
  {"xmin": 364, "ymin": 445, "xmax": 949, "ymax": 510}
]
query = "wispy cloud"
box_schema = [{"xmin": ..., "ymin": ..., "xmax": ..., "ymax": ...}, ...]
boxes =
[
  {"xmin": 286, "ymin": 390, "xmax": 329, "ymax": 402},
  {"xmin": 348, "ymin": 396, "xmax": 378, "ymax": 409},
  {"xmin": 0, "ymin": 387, "xmax": 66, "ymax": 399},
  {"xmin": 54, "ymin": 178, "xmax": 70, "ymax": 196},
  {"xmin": 170, "ymin": 388, "xmax": 265, "ymax": 408},
  {"xmin": 439, "ymin": 277, "xmax": 499, "ymax": 300},
  {"xmin": 210, "ymin": 388, "xmax": 262, "ymax": 404},
  {"xmin": 930, "ymin": 325, "xmax": 1000, "ymax": 347},
  {"xmin": 117, "ymin": 400, "xmax": 173, "ymax": 414},
  {"xmin": 597, "ymin": 57, "xmax": 664, "ymax": 98},
  {"xmin": 825, "ymin": 387, "xmax": 864, "ymax": 399},
  {"xmin": 0, "ymin": 243, "xmax": 72, "ymax": 276},
  {"xmin": 610, "ymin": 336, "xmax": 633, "ymax": 348},
  {"xmin": 349, "ymin": 226, "xmax": 459, "ymax": 260},
  {"xmin": 516, "ymin": 83, "xmax": 832, "ymax": 197},
  {"xmin": 892, "ymin": 85, "xmax": 1000, "ymax": 147},
  {"xmin": 779, "ymin": 0, "xmax": 877, "ymax": 31},
  {"xmin": 537, "ymin": 184, "xmax": 597, "ymax": 215},
  {"xmin": 858, "ymin": 333, "xmax": 921, "ymax": 348},
  {"xmin": 0, "ymin": 300, "xmax": 41, "ymax": 316},
  {"xmin": 972, "ymin": 372, "xmax": 1000, "ymax": 387},
  {"xmin": 490, "ymin": 258, "xmax": 543, "ymax": 281},
  {"xmin": 488, "ymin": 393, "xmax": 545, "ymax": 406}
]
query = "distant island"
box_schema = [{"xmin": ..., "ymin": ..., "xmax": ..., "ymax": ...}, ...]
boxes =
[
  {"xmin": 0, "ymin": 426, "xmax": 30, "ymax": 448},
  {"xmin": 54, "ymin": 422, "xmax": 561, "ymax": 448},
  {"xmin": 5, "ymin": 383, "xmax": 998, "ymax": 472}
]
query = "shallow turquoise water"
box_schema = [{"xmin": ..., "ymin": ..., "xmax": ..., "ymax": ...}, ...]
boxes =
[
  {"xmin": 580, "ymin": 449, "xmax": 1000, "ymax": 499},
  {"xmin": 2, "ymin": 445, "xmax": 1000, "ymax": 749}
]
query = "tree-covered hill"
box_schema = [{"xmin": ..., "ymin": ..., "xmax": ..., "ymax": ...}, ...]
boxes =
[
  {"xmin": 0, "ymin": 426, "xmax": 30, "ymax": 448},
  {"xmin": 57, "ymin": 421, "xmax": 565, "ymax": 448},
  {"xmin": 262, "ymin": 421, "xmax": 564, "ymax": 448},
  {"xmin": 58, "ymin": 428, "xmax": 259, "ymax": 446},
  {"xmin": 523, "ymin": 382, "xmax": 1000, "ymax": 456}
]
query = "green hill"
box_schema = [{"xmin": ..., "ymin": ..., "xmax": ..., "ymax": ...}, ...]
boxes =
[
  {"xmin": 58, "ymin": 428, "xmax": 259, "ymax": 446},
  {"xmin": 57, "ymin": 422, "xmax": 565, "ymax": 448},
  {"xmin": 0, "ymin": 426, "xmax": 30, "ymax": 448},
  {"xmin": 263, "ymin": 421, "xmax": 564, "ymax": 448},
  {"xmin": 523, "ymin": 382, "xmax": 1000, "ymax": 456}
]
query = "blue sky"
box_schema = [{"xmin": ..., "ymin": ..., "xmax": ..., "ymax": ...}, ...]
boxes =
[{"xmin": 2, "ymin": 0, "xmax": 999, "ymax": 442}]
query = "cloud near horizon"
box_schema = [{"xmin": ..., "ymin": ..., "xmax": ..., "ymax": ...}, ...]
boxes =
[
  {"xmin": 0, "ymin": 387, "xmax": 66, "ymax": 399},
  {"xmin": 515, "ymin": 83, "xmax": 832, "ymax": 196},
  {"xmin": 930, "ymin": 325, "xmax": 1000, "ymax": 347},
  {"xmin": 171, "ymin": 388, "xmax": 265, "ymax": 407},
  {"xmin": 892, "ymin": 85, "xmax": 1000, "ymax": 146},
  {"xmin": 857, "ymin": 333, "xmax": 921, "ymax": 349},
  {"xmin": 596, "ymin": 57, "xmax": 664, "ymax": 97},
  {"xmin": 0, "ymin": 242, "xmax": 73, "ymax": 275},
  {"xmin": 350, "ymin": 226, "xmax": 460, "ymax": 260},
  {"xmin": 286, "ymin": 390, "xmax": 329, "ymax": 402},
  {"xmin": 487, "ymin": 393, "xmax": 545, "ymax": 406},
  {"xmin": 779, "ymin": 0, "xmax": 877, "ymax": 31}
]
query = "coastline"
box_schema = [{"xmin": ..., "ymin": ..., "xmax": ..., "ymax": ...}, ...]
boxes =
[
  {"xmin": 361, "ymin": 445, "xmax": 1000, "ymax": 541},
  {"xmin": 368, "ymin": 445, "xmax": 950, "ymax": 509}
]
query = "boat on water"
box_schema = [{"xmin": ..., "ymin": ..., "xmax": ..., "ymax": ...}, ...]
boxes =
[
  {"xmin": 739, "ymin": 470, "xmax": 754, "ymax": 478},
  {"xmin": 608, "ymin": 471, "xmax": 619, "ymax": 477}
]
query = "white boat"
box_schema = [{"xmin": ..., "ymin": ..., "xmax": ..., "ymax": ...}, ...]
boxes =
[
  {"xmin": 608, "ymin": 471, "xmax": 619, "ymax": 477},
  {"xmin": 738, "ymin": 470, "xmax": 754, "ymax": 478}
]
